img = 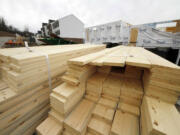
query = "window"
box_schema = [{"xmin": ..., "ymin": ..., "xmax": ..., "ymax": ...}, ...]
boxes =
[
  {"xmin": 52, "ymin": 21, "xmax": 59, "ymax": 29},
  {"xmin": 55, "ymin": 30, "xmax": 60, "ymax": 35}
]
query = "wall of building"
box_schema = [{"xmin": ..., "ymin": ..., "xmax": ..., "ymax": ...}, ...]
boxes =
[
  {"xmin": 58, "ymin": 15, "xmax": 84, "ymax": 39},
  {"xmin": 85, "ymin": 20, "xmax": 131, "ymax": 44}
]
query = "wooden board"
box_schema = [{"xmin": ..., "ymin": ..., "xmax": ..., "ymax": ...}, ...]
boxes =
[
  {"xmin": 9, "ymin": 105, "xmax": 49, "ymax": 135},
  {"xmin": 142, "ymin": 96, "xmax": 180, "ymax": 135},
  {"xmin": 36, "ymin": 117, "xmax": 63, "ymax": 135},
  {"xmin": 120, "ymin": 95, "xmax": 142, "ymax": 107},
  {"xmin": 102, "ymin": 74, "xmax": 123, "ymax": 98},
  {"xmin": 92, "ymin": 104, "xmax": 115, "ymax": 124},
  {"xmin": 110, "ymin": 110, "xmax": 139, "ymax": 135},
  {"xmin": 126, "ymin": 47, "xmax": 151, "ymax": 68},
  {"xmin": 118, "ymin": 102, "xmax": 140, "ymax": 116},
  {"xmin": 0, "ymin": 101, "xmax": 49, "ymax": 135},
  {"xmin": 121, "ymin": 78, "xmax": 143, "ymax": 99},
  {"xmin": 0, "ymin": 89, "xmax": 50, "ymax": 131},
  {"xmin": 86, "ymin": 72, "xmax": 107, "ymax": 97},
  {"xmin": 64, "ymin": 99, "xmax": 95, "ymax": 135},
  {"xmin": 88, "ymin": 117, "xmax": 111, "ymax": 135},
  {"xmin": 98, "ymin": 97, "xmax": 118, "ymax": 109}
]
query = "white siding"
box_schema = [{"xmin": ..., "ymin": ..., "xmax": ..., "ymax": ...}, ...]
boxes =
[
  {"xmin": 85, "ymin": 20, "xmax": 131, "ymax": 44},
  {"xmin": 59, "ymin": 15, "xmax": 84, "ymax": 38}
]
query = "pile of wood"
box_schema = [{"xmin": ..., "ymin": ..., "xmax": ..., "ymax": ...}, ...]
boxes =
[
  {"xmin": 0, "ymin": 45, "xmax": 104, "ymax": 93},
  {"xmin": 0, "ymin": 44, "xmax": 105, "ymax": 135},
  {"xmin": 36, "ymin": 63, "xmax": 97, "ymax": 135},
  {"xmin": 143, "ymin": 68, "xmax": 180, "ymax": 104},
  {"xmin": 37, "ymin": 46, "xmax": 180, "ymax": 135}
]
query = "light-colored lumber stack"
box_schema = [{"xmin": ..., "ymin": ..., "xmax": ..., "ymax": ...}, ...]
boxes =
[
  {"xmin": 85, "ymin": 72, "xmax": 108, "ymax": 103},
  {"xmin": 143, "ymin": 69, "xmax": 180, "ymax": 104},
  {"xmin": 87, "ymin": 97, "xmax": 117, "ymax": 135},
  {"xmin": 0, "ymin": 45, "xmax": 105, "ymax": 93},
  {"xmin": 67, "ymin": 46, "xmax": 180, "ymax": 135},
  {"xmin": 37, "ymin": 45, "xmax": 180, "ymax": 135},
  {"xmin": 110, "ymin": 110, "xmax": 139, "ymax": 135},
  {"xmin": 119, "ymin": 77, "xmax": 143, "ymax": 109},
  {"xmin": 85, "ymin": 68, "xmax": 124, "ymax": 135},
  {"xmin": 37, "ymin": 63, "xmax": 97, "ymax": 135},
  {"xmin": 0, "ymin": 45, "xmax": 105, "ymax": 135},
  {"xmin": 140, "ymin": 47, "xmax": 180, "ymax": 104},
  {"xmin": 0, "ymin": 79, "xmax": 52, "ymax": 135},
  {"xmin": 64, "ymin": 99, "xmax": 95, "ymax": 135}
]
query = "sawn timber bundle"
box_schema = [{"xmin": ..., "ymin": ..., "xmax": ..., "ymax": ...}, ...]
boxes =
[
  {"xmin": 37, "ymin": 46, "xmax": 180, "ymax": 135},
  {"xmin": 0, "ymin": 44, "xmax": 105, "ymax": 135}
]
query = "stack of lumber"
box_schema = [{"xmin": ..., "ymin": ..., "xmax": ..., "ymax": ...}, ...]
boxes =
[
  {"xmin": 85, "ymin": 70, "xmax": 118, "ymax": 135},
  {"xmin": 0, "ymin": 44, "xmax": 105, "ymax": 93},
  {"xmin": 37, "ymin": 46, "xmax": 180, "ymax": 135},
  {"xmin": 110, "ymin": 110, "xmax": 139, "ymax": 135},
  {"xmin": 85, "ymin": 71, "xmax": 108, "ymax": 102},
  {"xmin": 143, "ymin": 69, "xmax": 180, "ymax": 104},
  {"xmin": 119, "ymin": 77, "xmax": 143, "ymax": 109},
  {"xmin": 0, "ymin": 44, "xmax": 105, "ymax": 135},
  {"xmin": 68, "ymin": 46, "xmax": 180, "ymax": 135},
  {"xmin": 64, "ymin": 99, "xmax": 95, "ymax": 135},
  {"xmin": 37, "ymin": 63, "xmax": 97, "ymax": 135},
  {"xmin": 87, "ymin": 97, "xmax": 117, "ymax": 135}
]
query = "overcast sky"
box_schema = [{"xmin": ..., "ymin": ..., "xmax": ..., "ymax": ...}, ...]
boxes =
[{"xmin": 0, "ymin": 0, "xmax": 180, "ymax": 33}]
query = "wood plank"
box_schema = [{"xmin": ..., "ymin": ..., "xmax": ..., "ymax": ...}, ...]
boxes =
[
  {"xmin": 120, "ymin": 95, "xmax": 142, "ymax": 107},
  {"xmin": 9, "ymin": 105, "xmax": 49, "ymax": 135},
  {"xmin": 64, "ymin": 99, "xmax": 95, "ymax": 135},
  {"xmin": 61, "ymin": 75, "xmax": 80, "ymax": 86},
  {"xmin": 36, "ymin": 117, "xmax": 63, "ymax": 135},
  {"xmin": 0, "ymin": 91, "xmax": 49, "ymax": 130},
  {"xmin": 118, "ymin": 102, "xmax": 140, "ymax": 116},
  {"xmin": 88, "ymin": 117, "xmax": 111, "ymax": 135},
  {"xmin": 143, "ymin": 96, "xmax": 180, "ymax": 135},
  {"xmin": 22, "ymin": 116, "xmax": 46, "ymax": 135},
  {"xmin": 102, "ymin": 74, "xmax": 123, "ymax": 98},
  {"xmin": 98, "ymin": 97, "xmax": 118, "ymax": 109},
  {"xmin": 121, "ymin": 78, "xmax": 143, "ymax": 99},
  {"xmin": 0, "ymin": 101, "xmax": 49, "ymax": 135},
  {"xmin": 126, "ymin": 47, "xmax": 151, "ymax": 68},
  {"xmin": 110, "ymin": 110, "xmax": 139, "ymax": 135},
  {"xmin": 86, "ymin": 72, "xmax": 107, "ymax": 97},
  {"xmin": 92, "ymin": 104, "xmax": 115, "ymax": 124},
  {"xmin": 69, "ymin": 48, "xmax": 110, "ymax": 65}
]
